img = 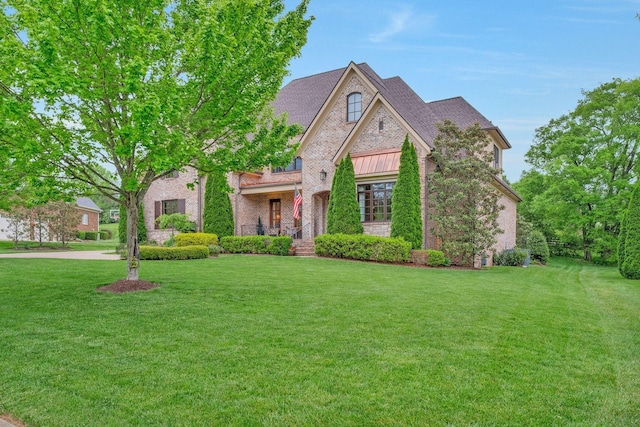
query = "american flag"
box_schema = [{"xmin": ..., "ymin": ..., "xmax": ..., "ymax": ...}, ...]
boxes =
[{"xmin": 293, "ymin": 185, "xmax": 303, "ymax": 220}]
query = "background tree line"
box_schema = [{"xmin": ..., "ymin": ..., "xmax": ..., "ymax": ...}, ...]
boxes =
[{"xmin": 514, "ymin": 77, "xmax": 640, "ymax": 266}]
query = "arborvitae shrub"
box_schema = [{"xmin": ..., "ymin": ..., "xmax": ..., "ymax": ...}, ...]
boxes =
[
  {"xmin": 203, "ymin": 171, "xmax": 234, "ymax": 238},
  {"xmin": 528, "ymin": 230, "xmax": 550, "ymax": 264},
  {"xmin": 391, "ymin": 135, "xmax": 423, "ymax": 249},
  {"xmin": 620, "ymin": 184, "xmax": 640, "ymax": 280},
  {"xmin": 327, "ymin": 155, "xmax": 363, "ymax": 235}
]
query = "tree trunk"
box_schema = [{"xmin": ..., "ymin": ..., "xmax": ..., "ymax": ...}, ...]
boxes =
[{"xmin": 125, "ymin": 193, "xmax": 140, "ymax": 281}]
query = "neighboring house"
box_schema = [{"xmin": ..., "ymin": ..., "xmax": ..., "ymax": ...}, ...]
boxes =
[
  {"xmin": 0, "ymin": 197, "xmax": 101, "ymax": 241},
  {"xmin": 144, "ymin": 62, "xmax": 521, "ymax": 264},
  {"xmin": 75, "ymin": 197, "xmax": 101, "ymax": 233}
]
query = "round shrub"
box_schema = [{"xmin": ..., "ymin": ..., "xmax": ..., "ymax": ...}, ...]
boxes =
[
  {"xmin": 494, "ymin": 248, "xmax": 528, "ymax": 266},
  {"xmin": 426, "ymin": 249, "xmax": 446, "ymax": 267},
  {"xmin": 208, "ymin": 245, "xmax": 222, "ymax": 257}
]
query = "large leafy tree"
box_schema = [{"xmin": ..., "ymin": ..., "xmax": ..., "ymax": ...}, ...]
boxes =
[
  {"xmin": 0, "ymin": 0, "xmax": 311, "ymax": 280},
  {"xmin": 391, "ymin": 135, "xmax": 422, "ymax": 249},
  {"xmin": 203, "ymin": 170, "xmax": 234, "ymax": 238},
  {"xmin": 428, "ymin": 120, "xmax": 503, "ymax": 267},
  {"xmin": 327, "ymin": 154, "xmax": 363, "ymax": 235},
  {"xmin": 518, "ymin": 78, "xmax": 640, "ymax": 261}
]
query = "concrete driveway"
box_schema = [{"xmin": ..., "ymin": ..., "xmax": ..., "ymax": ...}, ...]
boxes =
[{"xmin": 0, "ymin": 250, "xmax": 121, "ymax": 260}]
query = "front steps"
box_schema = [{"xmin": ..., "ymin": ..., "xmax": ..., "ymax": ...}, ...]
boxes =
[{"xmin": 292, "ymin": 239, "xmax": 315, "ymax": 257}]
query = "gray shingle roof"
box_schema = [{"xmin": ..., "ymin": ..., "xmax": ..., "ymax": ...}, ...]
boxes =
[
  {"xmin": 273, "ymin": 67, "xmax": 345, "ymax": 129},
  {"xmin": 274, "ymin": 62, "xmax": 507, "ymax": 149},
  {"xmin": 76, "ymin": 197, "xmax": 101, "ymax": 212}
]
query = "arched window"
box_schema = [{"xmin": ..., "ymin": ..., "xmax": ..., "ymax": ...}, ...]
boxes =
[
  {"xmin": 81, "ymin": 213, "xmax": 89, "ymax": 225},
  {"xmin": 347, "ymin": 92, "xmax": 362, "ymax": 122}
]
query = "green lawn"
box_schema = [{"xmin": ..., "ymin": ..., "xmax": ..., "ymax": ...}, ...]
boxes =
[
  {"xmin": 1, "ymin": 256, "xmax": 638, "ymax": 426},
  {"xmin": 0, "ymin": 223, "xmax": 119, "ymax": 254}
]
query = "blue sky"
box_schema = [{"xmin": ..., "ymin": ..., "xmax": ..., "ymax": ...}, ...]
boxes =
[{"xmin": 283, "ymin": 0, "xmax": 640, "ymax": 182}]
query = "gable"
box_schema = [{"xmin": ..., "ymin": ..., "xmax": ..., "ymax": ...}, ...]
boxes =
[
  {"xmin": 296, "ymin": 62, "xmax": 379, "ymax": 155},
  {"xmin": 333, "ymin": 94, "xmax": 431, "ymax": 164}
]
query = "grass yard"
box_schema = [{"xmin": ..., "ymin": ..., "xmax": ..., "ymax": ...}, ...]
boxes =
[
  {"xmin": 0, "ymin": 223, "xmax": 119, "ymax": 254},
  {"xmin": 0, "ymin": 256, "xmax": 638, "ymax": 426}
]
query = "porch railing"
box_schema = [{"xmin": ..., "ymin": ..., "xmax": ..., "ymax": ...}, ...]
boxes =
[{"xmin": 240, "ymin": 222, "xmax": 311, "ymax": 240}]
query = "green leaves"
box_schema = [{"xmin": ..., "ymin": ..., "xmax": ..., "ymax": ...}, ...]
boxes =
[
  {"xmin": 429, "ymin": 120, "xmax": 502, "ymax": 266},
  {"xmin": 520, "ymin": 77, "xmax": 640, "ymax": 262},
  {"xmin": 1, "ymin": 0, "xmax": 311, "ymax": 278},
  {"xmin": 327, "ymin": 154, "xmax": 363, "ymax": 235},
  {"xmin": 390, "ymin": 135, "xmax": 423, "ymax": 249}
]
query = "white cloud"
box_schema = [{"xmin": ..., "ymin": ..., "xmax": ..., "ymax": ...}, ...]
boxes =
[
  {"xmin": 368, "ymin": 5, "xmax": 434, "ymax": 43},
  {"xmin": 369, "ymin": 7, "xmax": 412, "ymax": 43}
]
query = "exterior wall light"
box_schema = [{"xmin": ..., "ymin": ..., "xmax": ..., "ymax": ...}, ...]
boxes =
[{"xmin": 320, "ymin": 169, "xmax": 327, "ymax": 181}]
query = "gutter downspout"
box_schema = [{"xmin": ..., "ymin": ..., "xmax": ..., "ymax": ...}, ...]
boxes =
[
  {"xmin": 423, "ymin": 154, "xmax": 429, "ymax": 250},
  {"xmin": 236, "ymin": 172, "xmax": 244, "ymax": 236},
  {"xmin": 198, "ymin": 175, "xmax": 204, "ymax": 232}
]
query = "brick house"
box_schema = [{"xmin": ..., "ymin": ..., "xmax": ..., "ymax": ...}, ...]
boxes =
[
  {"xmin": 144, "ymin": 62, "xmax": 521, "ymax": 263},
  {"xmin": 0, "ymin": 197, "xmax": 101, "ymax": 241},
  {"xmin": 75, "ymin": 197, "xmax": 101, "ymax": 233}
]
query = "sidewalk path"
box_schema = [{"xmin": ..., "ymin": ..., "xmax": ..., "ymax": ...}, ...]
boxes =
[{"xmin": 0, "ymin": 250, "xmax": 121, "ymax": 260}]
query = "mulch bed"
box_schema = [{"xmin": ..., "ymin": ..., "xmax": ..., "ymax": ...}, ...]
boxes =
[{"xmin": 96, "ymin": 280, "xmax": 160, "ymax": 293}]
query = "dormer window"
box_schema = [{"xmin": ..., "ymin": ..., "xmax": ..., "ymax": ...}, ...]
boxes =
[{"xmin": 347, "ymin": 92, "xmax": 362, "ymax": 122}]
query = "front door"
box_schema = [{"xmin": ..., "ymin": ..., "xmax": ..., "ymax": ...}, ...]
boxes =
[{"xmin": 269, "ymin": 199, "xmax": 281, "ymax": 234}]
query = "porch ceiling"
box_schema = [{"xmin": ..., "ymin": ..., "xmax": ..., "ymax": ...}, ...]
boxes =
[{"xmin": 240, "ymin": 181, "xmax": 299, "ymax": 195}]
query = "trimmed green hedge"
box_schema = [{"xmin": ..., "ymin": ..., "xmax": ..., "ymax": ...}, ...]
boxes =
[
  {"xmin": 77, "ymin": 231, "xmax": 86, "ymax": 240},
  {"xmin": 314, "ymin": 234, "xmax": 411, "ymax": 263},
  {"xmin": 84, "ymin": 231, "xmax": 98, "ymax": 240},
  {"xmin": 174, "ymin": 232, "xmax": 219, "ymax": 247},
  {"xmin": 139, "ymin": 245, "xmax": 209, "ymax": 260},
  {"xmin": 99, "ymin": 231, "xmax": 109, "ymax": 240},
  {"xmin": 267, "ymin": 236, "xmax": 292, "ymax": 256},
  {"xmin": 219, "ymin": 235, "xmax": 292, "ymax": 255}
]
